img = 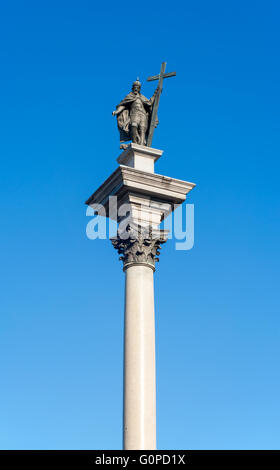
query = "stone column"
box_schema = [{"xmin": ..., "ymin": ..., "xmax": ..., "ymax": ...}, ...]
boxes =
[
  {"xmin": 86, "ymin": 144, "xmax": 195, "ymax": 449},
  {"xmin": 124, "ymin": 264, "xmax": 156, "ymax": 450},
  {"xmin": 112, "ymin": 224, "xmax": 166, "ymax": 450}
]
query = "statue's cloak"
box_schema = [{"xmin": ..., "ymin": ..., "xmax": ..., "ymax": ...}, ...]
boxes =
[{"xmin": 115, "ymin": 92, "xmax": 158, "ymax": 143}]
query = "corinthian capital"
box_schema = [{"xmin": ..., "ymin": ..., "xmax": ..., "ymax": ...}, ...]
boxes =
[{"xmin": 111, "ymin": 223, "xmax": 167, "ymax": 271}]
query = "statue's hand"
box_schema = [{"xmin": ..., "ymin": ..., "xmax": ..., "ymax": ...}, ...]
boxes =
[{"xmin": 112, "ymin": 110, "xmax": 117, "ymax": 116}]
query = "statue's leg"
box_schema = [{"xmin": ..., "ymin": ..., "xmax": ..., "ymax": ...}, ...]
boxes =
[
  {"xmin": 139, "ymin": 116, "xmax": 147, "ymax": 145},
  {"xmin": 131, "ymin": 124, "xmax": 139, "ymax": 144},
  {"xmin": 138, "ymin": 126, "xmax": 145, "ymax": 145}
]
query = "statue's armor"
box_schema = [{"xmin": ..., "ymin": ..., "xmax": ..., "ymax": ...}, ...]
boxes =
[{"xmin": 130, "ymin": 96, "xmax": 147, "ymax": 129}]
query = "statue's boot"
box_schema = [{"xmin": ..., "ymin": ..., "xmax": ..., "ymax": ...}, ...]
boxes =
[
  {"xmin": 139, "ymin": 127, "xmax": 146, "ymax": 146},
  {"xmin": 131, "ymin": 125, "xmax": 139, "ymax": 144}
]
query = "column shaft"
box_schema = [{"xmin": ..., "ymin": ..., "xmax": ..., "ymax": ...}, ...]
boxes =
[{"xmin": 123, "ymin": 264, "xmax": 156, "ymax": 450}]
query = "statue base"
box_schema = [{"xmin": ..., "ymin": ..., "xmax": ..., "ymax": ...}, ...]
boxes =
[
  {"xmin": 117, "ymin": 143, "xmax": 163, "ymax": 173},
  {"xmin": 86, "ymin": 144, "xmax": 195, "ymax": 231}
]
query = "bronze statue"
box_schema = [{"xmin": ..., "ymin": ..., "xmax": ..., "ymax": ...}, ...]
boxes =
[
  {"xmin": 112, "ymin": 63, "xmax": 176, "ymax": 148},
  {"xmin": 112, "ymin": 79, "xmax": 159, "ymax": 148}
]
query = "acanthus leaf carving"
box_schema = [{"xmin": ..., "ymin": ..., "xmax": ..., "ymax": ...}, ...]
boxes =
[{"xmin": 111, "ymin": 223, "xmax": 167, "ymax": 270}]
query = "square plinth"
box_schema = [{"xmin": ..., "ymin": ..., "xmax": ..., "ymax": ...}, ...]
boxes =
[{"xmin": 117, "ymin": 144, "xmax": 163, "ymax": 173}]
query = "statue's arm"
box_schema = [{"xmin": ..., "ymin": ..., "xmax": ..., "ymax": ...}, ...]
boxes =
[
  {"xmin": 147, "ymin": 86, "xmax": 160, "ymax": 106},
  {"xmin": 112, "ymin": 105, "xmax": 125, "ymax": 116}
]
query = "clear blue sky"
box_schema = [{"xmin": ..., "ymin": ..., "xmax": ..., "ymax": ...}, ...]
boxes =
[{"xmin": 0, "ymin": 0, "xmax": 279, "ymax": 450}]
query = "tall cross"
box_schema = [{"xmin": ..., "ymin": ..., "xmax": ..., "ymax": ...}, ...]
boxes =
[{"xmin": 146, "ymin": 62, "xmax": 176, "ymax": 147}]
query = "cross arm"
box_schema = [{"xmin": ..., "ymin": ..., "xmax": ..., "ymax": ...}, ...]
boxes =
[
  {"xmin": 147, "ymin": 71, "xmax": 176, "ymax": 82},
  {"xmin": 162, "ymin": 71, "xmax": 176, "ymax": 79},
  {"xmin": 147, "ymin": 74, "xmax": 160, "ymax": 82}
]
